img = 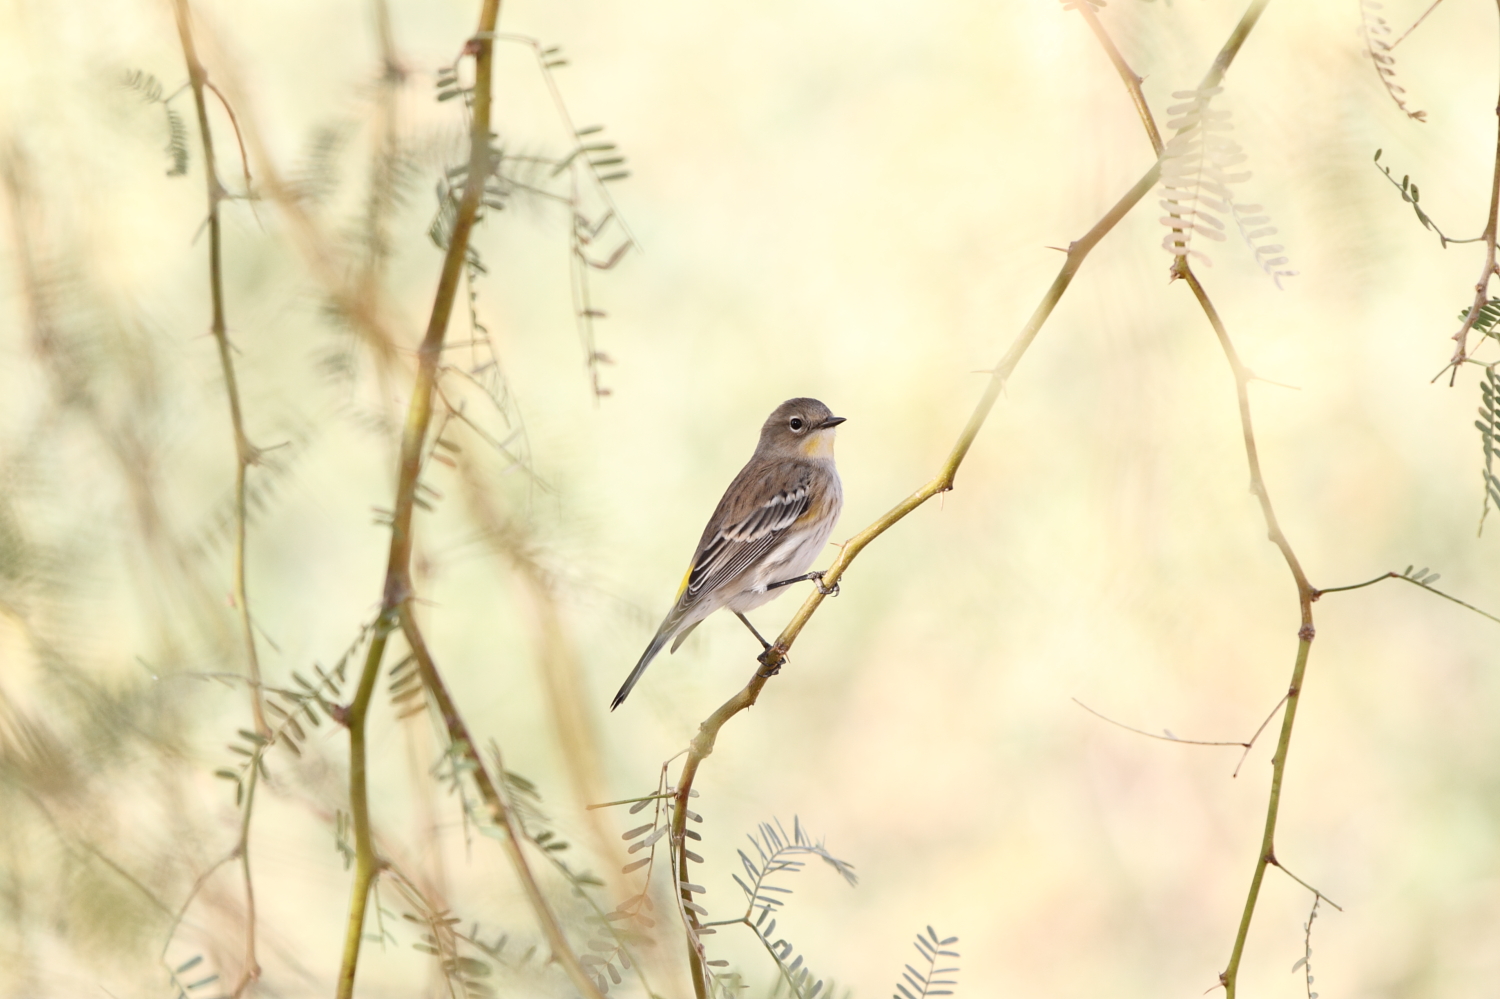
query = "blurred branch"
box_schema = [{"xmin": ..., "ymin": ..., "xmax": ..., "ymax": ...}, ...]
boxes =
[
  {"xmin": 453, "ymin": 455, "xmax": 618, "ymax": 862},
  {"xmin": 185, "ymin": 23, "xmax": 404, "ymax": 375},
  {"xmin": 0, "ymin": 149, "xmax": 237, "ymax": 659},
  {"xmin": 1391, "ymin": 0, "xmax": 1448, "ymax": 49},
  {"xmin": 170, "ymin": 0, "xmax": 268, "ymax": 742},
  {"xmin": 398, "ymin": 607, "xmax": 606, "ymax": 998},
  {"xmin": 170, "ymin": 2, "xmax": 268, "ymax": 993},
  {"xmin": 1074, "ymin": 2, "xmax": 1163, "ymax": 153},
  {"xmin": 1442, "ymin": 6, "xmax": 1500, "ymax": 381},
  {"xmin": 329, "ymin": 1, "xmax": 604, "ymax": 996},
  {"xmin": 667, "ymin": 4, "xmax": 1275, "ymax": 994},
  {"xmin": 361, "ymin": 0, "xmax": 409, "ymax": 467}
]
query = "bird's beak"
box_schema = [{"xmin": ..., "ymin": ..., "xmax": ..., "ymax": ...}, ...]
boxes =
[{"xmin": 817, "ymin": 416, "xmax": 847, "ymax": 429}]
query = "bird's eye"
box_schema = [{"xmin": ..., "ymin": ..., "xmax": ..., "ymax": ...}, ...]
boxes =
[{"xmin": 789, "ymin": 417, "xmax": 805, "ymax": 432}]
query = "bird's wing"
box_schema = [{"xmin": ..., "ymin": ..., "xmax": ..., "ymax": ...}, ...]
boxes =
[{"xmin": 679, "ymin": 477, "xmax": 812, "ymax": 604}]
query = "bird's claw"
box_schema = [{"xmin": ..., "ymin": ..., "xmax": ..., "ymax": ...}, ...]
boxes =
[
  {"xmin": 756, "ymin": 643, "xmax": 788, "ymax": 674},
  {"xmin": 813, "ymin": 572, "xmax": 839, "ymax": 597}
]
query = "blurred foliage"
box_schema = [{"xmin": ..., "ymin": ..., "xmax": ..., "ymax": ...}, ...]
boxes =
[{"xmin": 0, "ymin": 0, "xmax": 1498, "ymax": 998}]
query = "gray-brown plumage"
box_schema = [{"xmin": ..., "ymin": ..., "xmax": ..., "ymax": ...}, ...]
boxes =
[{"xmin": 611, "ymin": 398, "xmax": 845, "ymax": 709}]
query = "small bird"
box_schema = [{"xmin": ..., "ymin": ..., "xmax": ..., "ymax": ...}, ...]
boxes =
[{"xmin": 610, "ymin": 398, "xmax": 846, "ymax": 709}]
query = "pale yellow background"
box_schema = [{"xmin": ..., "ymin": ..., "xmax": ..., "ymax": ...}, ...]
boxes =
[{"xmin": 0, "ymin": 0, "xmax": 1497, "ymax": 997}]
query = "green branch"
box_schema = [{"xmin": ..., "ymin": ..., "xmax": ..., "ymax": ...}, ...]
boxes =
[{"xmin": 331, "ymin": 2, "xmax": 605, "ymax": 997}]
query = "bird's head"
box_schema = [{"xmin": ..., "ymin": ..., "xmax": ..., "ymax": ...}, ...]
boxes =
[{"xmin": 758, "ymin": 397, "xmax": 846, "ymax": 460}]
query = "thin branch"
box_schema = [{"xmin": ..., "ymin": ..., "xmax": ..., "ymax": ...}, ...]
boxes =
[
  {"xmin": 1390, "ymin": 0, "xmax": 1448, "ymax": 49},
  {"xmin": 1217, "ymin": 628, "xmax": 1313, "ymax": 999},
  {"xmin": 1232, "ymin": 694, "xmax": 1291, "ymax": 779},
  {"xmin": 1316, "ymin": 571, "xmax": 1500, "ymax": 625},
  {"xmin": 203, "ymin": 80, "xmax": 254, "ymax": 198},
  {"xmin": 1075, "ymin": 3, "xmax": 1164, "ymax": 155},
  {"xmin": 586, "ymin": 792, "xmax": 682, "ymax": 810},
  {"xmin": 170, "ymin": 0, "xmax": 267, "ymax": 739},
  {"xmin": 1170, "ymin": 83, "xmax": 1313, "ymax": 999},
  {"xmin": 1269, "ymin": 857, "xmax": 1343, "ymax": 911},
  {"xmin": 1071, "ymin": 698, "xmax": 1254, "ymax": 747},
  {"xmin": 170, "ymin": 3, "xmax": 266, "ymax": 992},
  {"xmin": 1442, "ymin": 7, "xmax": 1500, "ymax": 380},
  {"xmin": 1373, "ymin": 152, "xmax": 1488, "ymax": 248},
  {"xmin": 1070, "ymin": 7, "xmax": 1321, "ymax": 997},
  {"xmin": 1072, "ymin": 692, "xmax": 1288, "ymax": 780},
  {"xmin": 1313, "ymin": 571, "xmax": 1396, "ymax": 595},
  {"xmin": 665, "ymin": 5, "xmax": 1275, "ymax": 995},
  {"xmin": 399, "ymin": 607, "xmax": 605, "ymax": 999},
  {"xmin": 1177, "ymin": 179, "xmax": 1315, "ymax": 999}
]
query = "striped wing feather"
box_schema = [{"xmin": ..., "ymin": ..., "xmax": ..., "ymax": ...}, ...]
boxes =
[{"xmin": 684, "ymin": 482, "xmax": 810, "ymax": 601}]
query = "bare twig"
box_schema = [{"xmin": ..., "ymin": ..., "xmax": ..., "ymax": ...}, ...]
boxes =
[
  {"xmin": 170, "ymin": 3, "xmax": 267, "ymax": 992},
  {"xmin": 1075, "ymin": 3, "xmax": 1163, "ymax": 154},
  {"xmin": 1178, "ymin": 191, "xmax": 1316, "ymax": 999},
  {"xmin": 1441, "ymin": 8, "xmax": 1500, "ymax": 381},
  {"xmin": 1071, "ymin": 694, "xmax": 1292, "ymax": 777},
  {"xmin": 1316, "ymin": 571, "xmax": 1500, "ymax": 625},
  {"xmin": 1269, "ymin": 857, "xmax": 1343, "ymax": 911},
  {"xmin": 1391, "ymin": 0, "xmax": 1448, "ymax": 50}
]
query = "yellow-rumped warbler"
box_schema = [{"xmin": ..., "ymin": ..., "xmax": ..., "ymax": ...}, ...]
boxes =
[{"xmin": 610, "ymin": 398, "xmax": 846, "ymax": 709}]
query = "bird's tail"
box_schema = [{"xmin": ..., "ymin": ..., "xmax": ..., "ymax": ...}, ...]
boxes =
[{"xmin": 610, "ymin": 624, "xmax": 675, "ymax": 710}]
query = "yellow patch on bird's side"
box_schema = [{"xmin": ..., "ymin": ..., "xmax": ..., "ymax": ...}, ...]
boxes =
[
  {"xmin": 674, "ymin": 563, "xmax": 693, "ymax": 600},
  {"xmin": 800, "ymin": 430, "xmax": 836, "ymax": 459}
]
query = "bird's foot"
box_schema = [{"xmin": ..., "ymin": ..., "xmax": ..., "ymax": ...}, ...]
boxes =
[
  {"xmin": 766, "ymin": 570, "xmax": 840, "ymax": 596},
  {"xmin": 756, "ymin": 643, "xmax": 789, "ymax": 675}
]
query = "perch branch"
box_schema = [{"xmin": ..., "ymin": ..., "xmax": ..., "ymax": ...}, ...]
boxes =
[{"xmin": 668, "ymin": 4, "xmax": 1274, "ymax": 994}]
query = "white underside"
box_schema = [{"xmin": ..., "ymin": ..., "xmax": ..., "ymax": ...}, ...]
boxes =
[{"xmin": 721, "ymin": 515, "xmax": 837, "ymax": 613}]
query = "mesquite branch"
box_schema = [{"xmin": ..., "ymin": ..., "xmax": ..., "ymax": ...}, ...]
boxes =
[
  {"xmin": 170, "ymin": 2, "xmax": 267, "ymax": 993},
  {"xmin": 329, "ymin": 3, "xmax": 604, "ymax": 998},
  {"xmin": 668, "ymin": 5, "xmax": 1273, "ymax": 995}
]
